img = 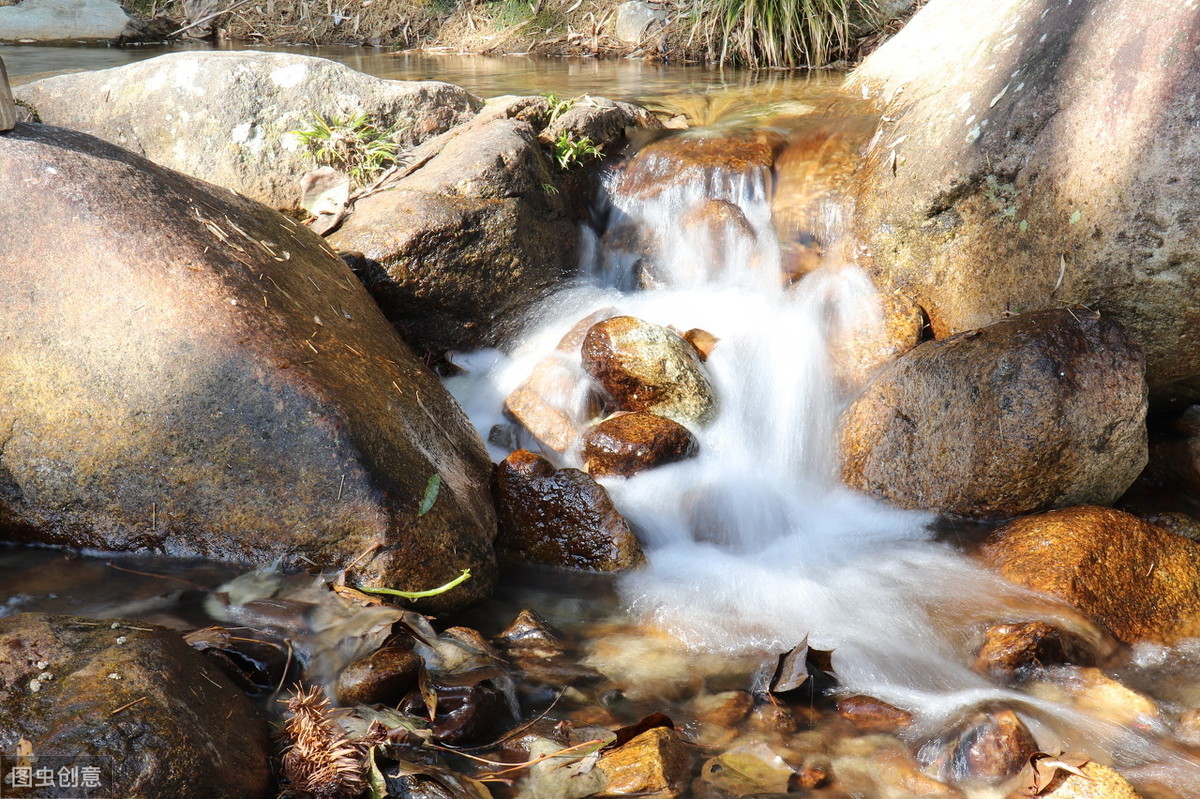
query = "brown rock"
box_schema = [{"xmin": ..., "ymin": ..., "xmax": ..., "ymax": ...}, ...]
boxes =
[
  {"xmin": 836, "ymin": 694, "xmax": 913, "ymax": 733},
  {"xmin": 505, "ymin": 355, "xmax": 583, "ymax": 454},
  {"xmin": 582, "ymin": 412, "xmax": 699, "ymax": 478},
  {"xmin": 582, "ymin": 316, "xmax": 718, "ymax": 427},
  {"xmin": 973, "ymin": 622, "xmax": 1102, "ymax": 679},
  {"xmin": 495, "ymin": 608, "xmax": 564, "ymax": 658},
  {"xmin": 614, "ymin": 132, "xmax": 779, "ymax": 200},
  {"xmin": 330, "ymin": 117, "xmax": 576, "ymax": 353},
  {"xmin": 834, "ymin": 735, "xmax": 965, "ymax": 799},
  {"xmin": 690, "ymin": 690, "xmax": 754, "ymax": 729},
  {"xmin": 985, "ymin": 506, "xmax": 1200, "ymax": 644},
  {"xmin": 1064, "ymin": 667, "xmax": 1159, "ymax": 726},
  {"xmin": 0, "ymin": 123, "xmax": 496, "ymax": 611},
  {"xmin": 939, "ymin": 709, "xmax": 1037, "ymax": 782},
  {"xmin": 597, "ymin": 726, "xmax": 691, "ymax": 798},
  {"xmin": 840, "ymin": 309, "xmax": 1148, "ymax": 518},
  {"xmin": 335, "ymin": 646, "xmax": 422, "ymax": 706},
  {"xmin": 1031, "ymin": 761, "xmax": 1143, "ymax": 799},
  {"xmin": 682, "ymin": 328, "xmax": 719, "ymax": 361},
  {"xmin": 0, "ymin": 612, "xmax": 271, "ymax": 799},
  {"xmin": 638, "ymin": 200, "xmax": 758, "ymax": 288},
  {"xmin": 828, "ymin": 288, "xmax": 926, "ymax": 390},
  {"xmin": 848, "ymin": 0, "xmax": 1200, "ymax": 391},
  {"xmin": 494, "ymin": 450, "xmax": 645, "ymax": 571}
]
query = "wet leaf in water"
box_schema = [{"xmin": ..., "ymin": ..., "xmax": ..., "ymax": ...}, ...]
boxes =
[
  {"xmin": 385, "ymin": 757, "xmax": 494, "ymax": 799},
  {"xmin": 419, "ymin": 473, "xmax": 442, "ymax": 516},
  {"xmin": 1018, "ymin": 751, "xmax": 1092, "ymax": 796},
  {"xmin": 366, "ymin": 746, "xmax": 387, "ymax": 799},
  {"xmin": 419, "ymin": 663, "xmax": 439, "ymax": 721},
  {"xmin": 700, "ymin": 743, "xmax": 794, "ymax": 795},
  {"xmin": 767, "ymin": 638, "xmax": 838, "ymax": 700},
  {"xmin": 602, "ymin": 712, "xmax": 674, "ymax": 752}
]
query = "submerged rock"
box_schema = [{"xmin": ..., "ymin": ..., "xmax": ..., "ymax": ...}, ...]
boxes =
[
  {"xmin": 331, "ymin": 116, "xmax": 576, "ymax": 353},
  {"xmin": 984, "ymin": 506, "xmax": 1200, "ymax": 644},
  {"xmin": 0, "ymin": 123, "xmax": 496, "ymax": 610},
  {"xmin": 494, "ymin": 450, "xmax": 645, "ymax": 571},
  {"xmin": 582, "ymin": 412, "xmax": 699, "ymax": 477},
  {"xmin": 934, "ymin": 709, "xmax": 1038, "ymax": 783},
  {"xmin": 0, "ymin": 612, "xmax": 271, "ymax": 798},
  {"xmin": 582, "ymin": 316, "xmax": 718, "ymax": 427},
  {"xmin": 848, "ymin": 0, "xmax": 1200, "ymax": 391},
  {"xmin": 836, "ymin": 694, "xmax": 913, "ymax": 733},
  {"xmin": 336, "ymin": 646, "xmax": 422, "ymax": 706},
  {"xmin": 972, "ymin": 621, "xmax": 1102, "ymax": 680},
  {"xmin": 15, "ymin": 51, "xmax": 479, "ymax": 209},
  {"xmin": 840, "ymin": 309, "xmax": 1147, "ymax": 518},
  {"xmin": 1025, "ymin": 761, "xmax": 1143, "ymax": 799},
  {"xmin": 597, "ymin": 726, "xmax": 691, "ymax": 799}
]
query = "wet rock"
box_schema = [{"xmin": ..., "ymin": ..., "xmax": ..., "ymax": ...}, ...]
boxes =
[
  {"xmin": 1027, "ymin": 761, "xmax": 1143, "ymax": 799},
  {"xmin": 401, "ymin": 666, "xmax": 517, "ymax": 747},
  {"xmin": 682, "ymin": 328, "xmax": 719, "ymax": 361},
  {"xmin": 597, "ymin": 726, "xmax": 691, "ymax": 798},
  {"xmin": 505, "ymin": 354, "xmax": 588, "ymax": 454},
  {"xmin": 746, "ymin": 703, "xmax": 799, "ymax": 736},
  {"xmin": 0, "ymin": 612, "xmax": 271, "ymax": 798},
  {"xmin": 834, "ymin": 735, "xmax": 965, "ymax": 799},
  {"xmin": 15, "ymin": 52, "xmax": 479, "ymax": 208},
  {"xmin": 639, "ymin": 199, "xmax": 759, "ymax": 288},
  {"xmin": 936, "ymin": 709, "xmax": 1037, "ymax": 783},
  {"xmin": 973, "ymin": 622, "xmax": 1101, "ymax": 680},
  {"xmin": 836, "ymin": 694, "xmax": 913, "ymax": 733},
  {"xmin": 541, "ymin": 96, "xmax": 663, "ymax": 155},
  {"xmin": 495, "ymin": 609, "xmax": 565, "ymax": 658},
  {"xmin": 331, "ymin": 117, "xmax": 575, "ymax": 353},
  {"xmin": 1029, "ymin": 667, "xmax": 1160, "ymax": 727},
  {"xmin": 828, "ymin": 288, "xmax": 926, "ymax": 390},
  {"xmin": 494, "ymin": 450, "xmax": 645, "ymax": 571},
  {"xmin": 985, "ymin": 506, "xmax": 1200, "ymax": 644},
  {"xmin": 336, "ymin": 646, "xmax": 422, "ymax": 706},
  {"xmin": 1179, "ymin": 708, "xmax": 1200, "ymax": 746},
  {"xmin": 691, "ymin": 690, "xmax": 754, "ymax": 729},
  {"xmin": 582, "ymin": 412, "xmax": 699, "ymax": 477},
  {"xmin": 840, "ymin": 309, "xmax": 1148, "ymax": 518},
  {"xmin": 616, "ymin": 133, "xmax": 779, "ymax": 200},
  {"xmin": 697, "ymin": 742, "xmax": 795, "ymax": 796},
  {"xmin": 0, "ymin": 123, "xmax": 497, "ymax": 611},
  {"xmin": 0, "ymin": 0, "xmax": 132, "ymax": 42},
  {"xmin": 848, "ymin": 0, "xmax": 1200, "ymax": 391},
  {"xmin": 582, "ymin": 316, "xmax": 719, "ymax": 427}
]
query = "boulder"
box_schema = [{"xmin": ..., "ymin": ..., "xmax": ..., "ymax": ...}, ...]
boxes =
[
  {"xmin": 582, "ymin": 412, "xmax": 699, "ymax": 477},
  {"xmin": 541, "ymin": 95, "xmax": 663, "ymax": 153},
  {"xmin": 582, "ymin": 316, "xmax": 719, "ymax": 427},
  {"xmin": 0, "ymin": 123, "xmax": 496, "ymax": 611},
  {"xmin": 493, "ymin": 450, "xmax": 645, "ymax": 571},
  {"xmin": 0, "ymin": 57, "xmax": 14, "ymax": 133},
  {"xmin": 840, "ymin": 309, "xmax": 1147, "ymax": 518},
  {"xmin": 331, "ymin": 117, "xmax": 576, "ymax": 353},
  {"xmin": 847, "ymin": 0, "xmax": 1200, "ymax": 391},
  {"xmin": 14, "ymin": 51, "xmax": 480, "ymax": 208},
  {"xmin": 984, "ymin": 506, "xmax": 1200, "ymax": 644},
  {"xmin": 0, "ymin": 612, "xmax": 271, "ymax": 798},
  {"xmin": 0, "ymin": 0, "xmax": 132, "ymax": 42}
]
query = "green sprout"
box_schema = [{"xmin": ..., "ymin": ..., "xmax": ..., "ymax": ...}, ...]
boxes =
[
  {"xmin": 356, "ymin": 568, "xmax": 473, "ymax": 600},
  {"xmin": 290, "ymin": 110, "xmax": 399, "ymax": 187},
  {"xmin": 550, "ymin": 131, "xmax": 603, "ymax": 170}
]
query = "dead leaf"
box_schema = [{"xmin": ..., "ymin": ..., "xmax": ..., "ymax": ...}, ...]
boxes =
[
  {"xmin": 299, "ymin": 167, "xmax": 351, "ymax": 236},
  {"xmin": 601, "ymin": 712, "xmax": 674, "ymax": 752},
  {"xmin": 1017, "ymin": 751, "xmax": 1092, "ymax": 796}
]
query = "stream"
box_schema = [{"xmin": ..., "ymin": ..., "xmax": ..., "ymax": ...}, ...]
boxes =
[{"xmin": 3, "ymin": 43, "xmax": 1200, "ymax": 798}]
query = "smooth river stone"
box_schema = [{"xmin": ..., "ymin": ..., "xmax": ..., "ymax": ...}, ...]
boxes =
[{"xmin": 581, "ymin": 412, "xmax": 698, "ymax": 477}]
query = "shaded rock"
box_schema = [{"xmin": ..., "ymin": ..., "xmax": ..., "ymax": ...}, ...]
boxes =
[
  {"xmin": 0, "ymin": 57, "xmax": 14, "ymax": 133},
  {"xmin": 0, "ymin": 0, "xmax": 132, "ymax": 42},
  {"xmin": 984, "ymin": 506, "xmax": 1200, "ymax": 644},
  {"xmin": 582, "ymin": 316, "xmax": 718, "ymax": 427},
  {"xmin": 404, "ymin": 667, "xmax": 517, "ymax": 747},
  {"xmin": 335, "ymin": 645, "xmax": 422, "ymax": 706},
  {"xmin": 582, "ymin": 412, "xmax": 699, "ymax": 477},
  {"xmin": 690, "ymin": 690, "xmax": 754, "ymax": 729},
  {"xmin": 597, "ymin": 726, "xmax": 691, "ymax": 799},
  {"xmin": 840, "ymin": 309, "xmax": 1148, "ymax": 518},
  {"xmin": 935, "ymin": 709, "xmax": 1037, "ymax": 783},
  {"xmin": 331, "ymin": 117, "xmax": 576, "ymax": 353},
  {"xmin": 15, "ymin": 51, "xmax": 479, "ymax": 208},
  {"xmin": 614, "ymin": 0, "xmax": 667, "ymax": 44},
  {"xmin": 0, "ymin": 612, "xmax": 270, "ymax": 798},
  {"xmin": 848, "ymin": 0, "xmax": 1200, "ymax": 390},
  {"xmin": 1138, "ymin": 511, "xmax": 1200, "ymax": 543},
  {"xmin": 494, "ymin": 450, "xmax": 645, "ymax": 571},
  {"xmin": 0, "ymin": 123, "xmax": 496, "ymax": 611},
  {"xmin": 495, "ymin": 608, "xmax": 564, "ymax": 658},
  {"xmin": 972, "ymin": 622, "xmax": 1101, "ymax": 680},
  {"xmin": 836, "ymin": 694, "xmax": 913, "ymax": 733}
]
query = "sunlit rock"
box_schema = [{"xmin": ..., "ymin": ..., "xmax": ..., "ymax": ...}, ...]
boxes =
[
  {"xmin": 1026, "ymin": 761, "xmax": 1143, "ymax": 799},
  {"xmin": 493, "ymin": 450, "xmax": 645, "ymax": 571},
  {"xmin": 972, "ymin": 621, "xmax": 1103, "ymax": 680},
  {"xmin": 985, "ymin": 506, "xmax": 1200, "ymax": 645},
  {"xmin": 0, "ymin": 0, "xmax": 132, "ymax": 42},
  {"xmin": 931, "ymin": 709, "xmax": 1038, "ymax": 783},
  {"xmin": 0, "ymin": 612, "xmax": 271, "ymax": 798},
  {"xmin": 582, "ymin": 315, "xmax": 718, "ymax": 427},
  {"xmin": 840, "ymin": 309, "xmax": 1147, "ymax": 518},
  {"xmin": 836, "ymin": 694, "xmax": 913, "ymax": 733},
  {"xmin": 597, "ymin": 726, "xmax": 691, "ymax": 799},
  {"xmin": 0, "ymin": 124, "xmax": 497, "ymax": 610},
  {"xmin": 848, "ymin": 0, "xmax": 1200, "ymax": 391},
  {"xmin": 582, "ymin": 412, "xmax": 699, "ymax": 478}
]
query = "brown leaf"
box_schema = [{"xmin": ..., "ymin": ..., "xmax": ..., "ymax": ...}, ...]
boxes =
[
  {"xmin": 1017, "ymin": 751, "xmax": 1092, "ymax": 796},
  {"xmin": 601, "ymin": 712, "xmax": 674, "ymax": 752}
]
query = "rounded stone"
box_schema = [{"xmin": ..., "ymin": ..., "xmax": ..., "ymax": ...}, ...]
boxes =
[
  {"xmin": 335, "ymin": 646, "xmax": 422, "ymax": 706},
  {"xmin": 582, "ymin": 412, "xmax": 699, "ymax": 477}
]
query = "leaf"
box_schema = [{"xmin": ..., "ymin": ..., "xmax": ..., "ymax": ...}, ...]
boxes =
[
  {"xmin": 366, "ymin": 746, "xmax": 387, "ymax": 799},
  {"xmin": 356, "ymin": 568, "xmax": 472, "ymax": 600},
  {"xmin": 601, "ymin": 712, "xmax": 674, "ymax": 752},
  {"xmin": 1018, "ymin": 751, "xmax": 1092, "ymax": 796},
  {"xmin": 419, "ymin": 473, "xmax": 442, "ymax": 516}
]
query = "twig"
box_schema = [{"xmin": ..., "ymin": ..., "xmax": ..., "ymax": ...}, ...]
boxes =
[
  {"xmin": 110, "ymin": 696, "xmax": 149, "ymax": 716},
  {"xmin": 104, "ymin": 561, "xmax": 210, "ymax": 591},
  {"xmin": 167, "ymin": 0, "xmax": 258, "ymax": 38}
]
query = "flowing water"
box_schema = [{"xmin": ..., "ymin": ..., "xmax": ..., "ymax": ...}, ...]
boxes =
[{"xmin": 4, "ymin": 46, "xmax": 1200, "ymax": 796}]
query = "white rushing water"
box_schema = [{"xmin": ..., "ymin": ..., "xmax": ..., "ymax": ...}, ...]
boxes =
[{"xmin": 446, "ymin": 134, "xmax": 1200, "ymax": 794}]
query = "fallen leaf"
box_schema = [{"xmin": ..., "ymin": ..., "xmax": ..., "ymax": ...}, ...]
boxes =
[
  {"xmin": 601, "ymin": 712, "xmax": 674, "ymax": 752},
  {"xmin": 419, "ymin": 473, "xmax": 442, "ymax": 516},
  {"xmin": 1018, "ymin": 751, "xmax": 1092, "ymax": 796}
]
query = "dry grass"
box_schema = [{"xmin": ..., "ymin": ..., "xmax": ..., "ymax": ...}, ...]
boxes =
[{"xmin": 221, "ymin": 0, "xmax": 451, "ymax": 45}]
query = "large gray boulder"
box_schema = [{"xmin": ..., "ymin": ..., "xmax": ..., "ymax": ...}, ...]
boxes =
[
  {"xmin": 0, "ymin": 0, "xmax": 132, "ymax": 42},
  {"xmin": 14, "ymin": 51, "xmax": 481, "ymax": 208},
  {"xmin": 844, "ymin": 0, "xmax": 1200, "ymax": 391},
  {"xmin": 0, "ymin": 123, "xmax": 497, "ymax": 610}
]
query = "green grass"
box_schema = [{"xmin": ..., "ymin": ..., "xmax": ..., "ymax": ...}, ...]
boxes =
[
  {"xmin": 687, "ymin": 0, "xmax": 887, "ymax": 68},
  {"xmin": 290, "ymin": 110, "xmax": 399, "ymax": 187}
]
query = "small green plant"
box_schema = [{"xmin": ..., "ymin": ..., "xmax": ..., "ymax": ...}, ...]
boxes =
[
  {"xmin": 550, "ymin": 131, "xmax": 603, "ymax": 170},
  {"xmin": 543, "ymin": 92, "xmax": 575, "ymax": 124},
  {"xmin": 290, "ymin": 110, "xmax": 399, "ymax": 187}
]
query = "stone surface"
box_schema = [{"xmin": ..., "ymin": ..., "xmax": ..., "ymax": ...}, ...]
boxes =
[
  {"xmin": 332, "ymin": 117, "xmax": 575, "ymax": 353},
  {"xmin": 836, "ymin": 694, "xmax": 913, "ymax": 733},
  {"xmin": 617, "ymin": 134, "xmax": 779, "ymax": 200},
  {"xmin": 504, "ymin": 353, "xmax": 589, "ymax": 454},
  {"xmin": 984, "ymin": 506, "xmax": 1200, "ymax": 644},
  {"xmin": 847, "ymin": 0, "xmax": 1200, "ymax": 391},
  {"xmin": 972, "ymin": 621, "xmax": 1101, "ymax": 680},
  {"xmin": 0, "ymin": 123, "xmax": 496, "ymax": 611},
  {"xmin": 541, "ymin": 95, "xmax": 663, "ymax": 153},
  {"xmin": 840, "ymin": 309, "xmax": 1147, "ymax": 518},
  {"xmin": 15, "ymin": 51, "xmax": 480, "ymax": 208},
  {"xmin": 582, "ymin": 412, "xmax": 699, "ymax": 477},
  {"xmin": 0, "ymin": 0, "xmax": 131, "ymax": 41},
  {"xmin": 335, "ymin": 646, "xmax": 422, "ymax": 706},
  {"xmin": 494, "ymin": 450, "xmax": 645, "ymax": 571},
  {"xmin": 938, "ymin": 710, "xmax": 1037, "ymax": 783},
  {"xmin": 614, "ymin": 0, "xmax": 667, "ymax": 44},
  {"xmin": 597, "ymin": 726, "xmax": 691, "ymax": 798},
  {"xmin": 1032, "ymin": 761, "xmax": 1142, "ymax": 799},
  {"xmin": 0, "ymin": 57, "xmax": 14, "ymax": 133},
  {"xmin": 0, "ymin": 612, "xmax": 271, "ymax": 798},
  {"xmin": 582, "ymin": 316, "xmax": 718, "ymax": 427}
]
